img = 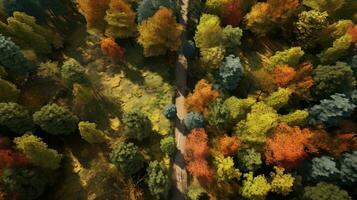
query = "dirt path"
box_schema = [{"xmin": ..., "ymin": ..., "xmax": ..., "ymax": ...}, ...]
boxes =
[{"xmin": 172, "ymin": 0, "xmax": 189, "ymax": 199}]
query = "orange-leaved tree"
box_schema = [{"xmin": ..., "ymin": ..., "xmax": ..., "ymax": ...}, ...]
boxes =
[
  {"xmin": 265, "ymin": 123, "xmax": 318, "ymax": 169},
  {"xmin": 186, "ymin": 79, "xmax": 219, "ymax": 114},
  {"xmin": 77, "ymin": 0, "xmax": 110, "ymax": 32},
  {"xmin": 272, "ymin": 64, "xmax": 296, "ymax": 87},
  {"xmin": 268, "ymin": 0, "xmax": 300, "ymax": 23},
  {"xmin": 137, "ymin": 7, "xmax": 183, "ymax": 57},
  {"xmin": 185, "ymin": 128, "xmax": 213, "ymax": 183},
  {"xmin": 347, "ymin": 24, "xmax": 357, "ymax": 43},
  {"xmin": 100, "ymin": 37, "xmax": 125, "ymax": 62},
  {"xmin": 218, "ymin": 135, "xmax": 240, "ymax": 156}
]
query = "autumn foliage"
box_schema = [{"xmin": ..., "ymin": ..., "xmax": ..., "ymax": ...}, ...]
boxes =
[
  {"xmin": 0, "ymin": 149, "xmax": 29, "ymax": 170},
  {"xmin": 272, "ymin": 65, "xmax": 296, "ymax": 87},
  {"xmin": 347, "ymin": 24, "xmax": 357, "ymax": 43},
  {"xmin": 221, "ymin": 0, "xmax": 243, "ymax": 27},
  {"xmin": 265, "ymin": 123, "xmax": 318, "ymax": 169},
  {"xmin": 186, "ymin": 80, "xmax": 219, "ymax": 113},
  {"xmin": 185, "ymin": 128, "xmax": 213, "ymax": 183},
  {"xmin": 268, "ymin": 0, "xmax": 300, "ymax": 23},
  {"xmin": 77, "ymin": 0, "xmax": 110, "ymax": 31},
  {"xmin": 100, "ymin": 37, "xmax": 125, "ymax": 62},
  {"xmin": 218, "ymin": 135, "xmax": 240, "ymax": 156}
]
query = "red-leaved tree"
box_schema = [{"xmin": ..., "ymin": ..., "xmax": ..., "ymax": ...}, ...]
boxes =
[
  {"xmin": 218, "ymin": 135, "xmax": 240, "ymax": 156},
  {"xmin": 222, "ymin": 0, "xmax": 243, "ymax": 27},
  {"xmin": 100, "ymin": 37, "xmax": 125, "ymax": 62}
]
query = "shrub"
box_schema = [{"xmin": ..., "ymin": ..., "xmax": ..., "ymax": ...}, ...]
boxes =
[
  {"xmin": 33, "ymin": 103, "xmax": 79, "ymax": 135},
  {"xmin": 109, "ymin": 142, "xmax": 144, "ymax": 176},
  {"xmin": 78, "ymin": 121, "xmax": 107, "ymax": 144},
  {"xmin": 0, "ymin": 102, "xmax": 33, "ymax": 134}
]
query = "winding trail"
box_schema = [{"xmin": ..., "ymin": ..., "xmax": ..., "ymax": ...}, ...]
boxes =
[{"xmin": 172, "ymin": 0, "xmax": 189, "ymax": 199}]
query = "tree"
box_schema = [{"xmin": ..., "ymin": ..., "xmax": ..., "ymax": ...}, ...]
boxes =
[
  {"xmin": 61, "ymin": 58, "xmax": 88, "ymax": 88},
  {"xmin": 1, "ymin": 167, "xmax": 48, "ymax": 200},
  {"xmin": 244, "ymin": 2, "xmax": 273, "ymax": 36},
  {"xmin": 0, "ymin": 78, "xmax": 20, "ymax": 102},
  {"xmin": 185, "ymin": 128, "xmax": 212, "ymax": 182},
  {"xmin": 200, "ymin": 46, "xmax": 225, "ymax": 68},
  {"xmin": 109, "ymin": 142, "xmax": 144, "ymax": 176},
  {"xmin": 160, "ymin": 136, "xmax": 175, "ymax": 155},
  {"xmin": 270, "ymin": 167, "xmax": 295, "ymax": 196},
  {"xmin": 77, "ymin": 0, "xmax": 110, "ymax": 32},
  {"xmin": 122, "ymin": 110, "xmax": 152, "ymax": 141},
  {"xmin": 240, "ymin": 172, "xmax": 271, "ymax": 200},
  {"xmin": 347, "ymin": 24, "xmax": 357, "ymax": 43},
  {"xmin": 0, "ymin": 12, "xmax": 62, "ymax": 54},
  {"xmin": 0, "ymin": 102, "xmax": 33, "ymax": 134},
  {"xmin": 137, "ymin": 0, "xmax": 177, "ymax": 22},
  {"xmin": 217, "ymin": 55, "xmax": 244, "ymax": 91},
  {"xmin": 312, "ymin": 62, "xmax": 354, "ymax": 99},
  {"xmin": 33, "ymin": 103, "xmax": 79, "ymax": 135},
  {"xmin": 222, "ymin": 26, "xmax": 243, "ymax": 52},
  {"xmin": 184, "ymin": 112, "xmax": 205, "ymax": 130},
  {"xmin": 339, "ymin": 151, "xmax": 357, "ymax": 185},
  {"xmin": 100, "ymin": 37, "xmax": 125, "ymax": 62},
  {"xmin": 237, "ymin": 148, "xmax": 262, "ymax": 172},
  {"xmin": 14, "ymin": 133, "xmax": 62, "ymax": 170},
  {"xmin": 0, "ymin": 34, "xmax": 32, "ymax": 75},
  {"xmin": 78, "ymin": 121, "xmax": 107, "ymax": 144},
  {"xmin": 295, "ymin": 10, "xmax": 329, "ymax": 49},
  {"xmin": 186, "ymin": 79, "xmax": 219, "ymax": 113},
  {"xmin": 223, "ymin": 96, "xmax": 256, "ymax": 123},
  {"xmin": 104, "ymin": 0, "xmax": 136, "ymax": 38},
  {"xmin": 309, "ymin": 156, "xmax": 340, "ymax": 182},
  {"xmin": 221, "ymin": 0, "xmax": 243, "ymax": 27},
  {"xmin": 205, "ymin": 0, "xmax": 227, "ymax": 15},
  {"xmin": 272, "ymin": 65, "xmax": 296, "ymax": 87},
  {"xmin": 263, "ymin": 88, "xmax": 292, "ymax": 110},
  {"xmin": 188, "ymin": 178, "xmax": 207, "ymax": 200},
  {"xmin": 218, "ymin": 135, "xmax": 240, "ymax": 156},
  {"xmin": 146, "ymin": 160, "xmax": 170, "ymax": 199},
  {"xmin": 207, "ymin": 99, "xmax": 230, "ymax": 131},
  {"xmin": 268, "ymin": 0, "xmax": 300, "ymax": 23},
  {"xmin": 163, "ymin": 104, "xmax": 176, "ymax": 119},
  {"xmin": 265, "ymin": 123, "xmax": 317, "ymax": 169},
  {"xmin": 303, "ymin": 182, "xmax": 352, "ymax": 200},
  {"xmin": 303, "ymin": 0, "xmax": 346, "ymax": 15},
  {"xmin": 308, "ymin": 93, "xmax": 356, "ymax": 127},
  {"xmin": 0, "ymin": 149, "xmax": 29, "ymax": 169},
  {"xmin": 319, "ymin": 34, "xmax": 352, "ymax": 64},
  {"xmin": 236, "ymin": 102, "xmax": 279, "ymax": 144},
  {"xmin": 137, "ymin": 7, "xmax": 183, "ymax": 57},
  {"xmin": 213, "ymin": 155, "xmax": 241, "ymax": 182},
  {"xmin": 267, "ymin": 47, "xmax": 304, "ymax": 71},
  {"xmin": 194, "ymin": 14, "xmax": 223, "ymax": 49}
]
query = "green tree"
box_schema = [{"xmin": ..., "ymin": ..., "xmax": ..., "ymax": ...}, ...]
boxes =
[
  {"xmin": 78, "ymin": 121, "xmax": 107, "ymax": 144},
  {"xmin": 137, "ymin": 7, "xmax": 183, "ymax": 57},
  {"xmin": 241, "ymin": 172, "xmax": 271, "ymax": 200},
  {"xmin": 109, "ymin": 142, "xmax": 144, "ymax": 176},
  {"xmin": 237, "ymin": 148, "xmax": 262, "ymax": 172},
  {"xmin": 33, "ymin": 103, "xmax": 79, "ymax": 135},
  {"xmin": 279, "ymin": 110, "xmax": 309, "ymax": 126},
  {"xmin": 160, "ymin": 136, "xmax": 175, "ymax": 155},
  {"xmin": 122, "ymin": 110, "xmax": 152, "ymax": 141},
  {"xmin": 207, "ymin": 99, "xmax": 230, "ymax": 131},
  {"xmin": 1, "ymin": 167, "xmax": 48, "ymax": 200},
  {"xmin": 194, "ymin": 14, "xmax": 223, "ymax": 49},
  {"xmin": 303, "ymin": 182, "xmax": 351, "ymax": 200},
  {"xmin": 0, "ymin": 34, "xmax": 32, "ymax": 75},
  {"xmin": 267, "ymin": 47, "xmax": 304, "ymax": 71},
  {"xmin": 0, "ymin": 78, "xmax": 20, "ymax": 102},
  {"xmin": 319, "ymin": 34, "xmax": 352, "ymax": 64},
  {"xmin": 312, "ymin": 62, "xmax": 354, "ymax": 98},
  {"xmin": 214, "ymin": 155, "xmax": 241, "ymax": 182},
  {"xmin": 61, "ymin": 58, "xmax": 88, "ymax": 88},
  {"xmin": 295, "ymin": 10, "xmax": 329, "ymax": 49},
  {"xmin": 303, "ymin": 0, "xmax": 346, "ymax": 15},
  {"xmin": 270, "ymin": 167, "xmax": 294, "ymax": 196},
  {"xmin": 200, "ymin": 46, "xmax": 225, "ymax": 69},
  {"xmin": 222, "ymin": 25, "xmax": 243, "ymax": 52},
  {"xmin": 224, "ymin": 96, "xmax": 256, "ymax": 123},
  {"xmin": 146, "ymin": 160, "xmax": 170, "ymax": 199},
  {"xmin": 236, "ymin": 102, "xmax": 278, "ymax": 144},
  {"xmin": 263, "ymin": 88, "xmax": 292, "ymax": 110},
  {"xmin": 14, "ymin": 133, "xmax": 62, "ymax": 170},
  {"xmin": 0, "ymin": 102, "xmax": 33, "ymax": 134}
]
